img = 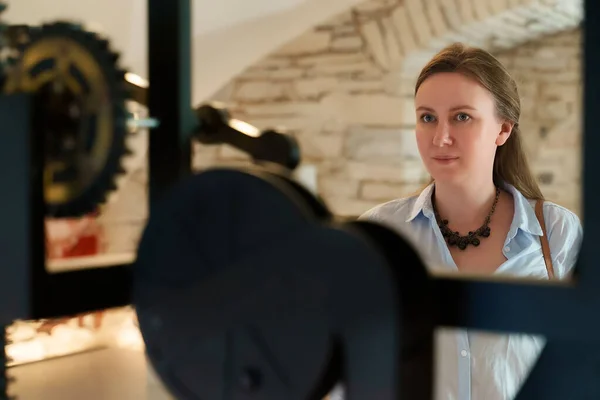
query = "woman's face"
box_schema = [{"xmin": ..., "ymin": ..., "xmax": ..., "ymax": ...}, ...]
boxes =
[{"xmin": 414, "ymin": 72, "xmax": 512, "ymax": 185}]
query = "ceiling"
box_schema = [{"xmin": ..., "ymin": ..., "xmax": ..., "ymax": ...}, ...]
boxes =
[{"xmin": 4, "ymin": 0, "xmax": 364, "ymax": 103}]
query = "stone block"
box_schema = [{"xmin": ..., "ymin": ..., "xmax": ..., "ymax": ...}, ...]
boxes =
[
  {"xmin": 513, "ymin": 55, "xmax": 569, "ymax": 71},
  {"xmin": 360, "ymin": 181, "xmax": 422, "ymax": 201},
  {"xmin": 381, "ymin": 17, "xmax": 404, "ymax": 68},
  {"xmin": 277, "ymin": 31, "xmax": 332, "ymax": 56},
  {"xmin": 305, "ymin": 61, "xmax": 380, "ymax": 78},
  {"xmin": 404, "ymin": 0, "xmax": 433, "ymax": 47},
  {"xmin": 241, "ymin": 101, "xmax": 324, "ymax": 117},
  {"xmin": 346, "ymin": 161, "xmax": 403, "ymax": 182},
  {"xmin": 401, "ymin": 97, "xmax": 417, "ymax": 125},
  {"xmin": 488, "ymin": 0, "xmax": 509, "ymax": 14},
  {"xmin": 320, "ymin": 92, "xmax": 405, "ymax": 125},
  {"xmin": 237, "ymin": 115, "xmax": 322, "ymax": 135},
  {"xmin": 354, "ymin": 0, "xmax": 395, "ymax": 13},
  {"xmin": 423, "ymin": 0, "xmax": 449, "ymax": 38},
  {"xmin": 192, "ymin": 142, "xmax": 220, "ymax": 171},
  {"xmin": 209, "ymin": 82, "xmax": 235, "ymax": 102},
  {"xmin": 456, "ymin": 0, "xmax": 476, "ymax": 23},
  {"xmin": 255, "ymin": 57, "xmax": 293, "ymax": 69},
  {"xmin": 361, "ymin": 20, "xmax": 390, "ymax": 70},
  {"xmin": 294, "ymin": 77, "xmax": 339, "ymax": 99},
  {"xmin": 345, "ymin": 160, "xmax": 427, "ymax": 183},
  {"xmin": 234, "ymin": 81, "xmax": 288, "ymax": 102},
  {"xmin": 540, "ymin": 83, "xmax": 580, "ymax": 103},
  {"xmin": 331, "ymin": 36, "xmax": 364, "ymax": 51},
  {"xmin": 318, "ymin": 176, "xmax": 360, "ymax": 199},
  {"xmin": 295, "ymin": 53, "xmax": 368, "ymax": 66},
  {"xmin": 101, "ymin": 221, "xmax": 145, "ymax": 254},
  {"xmin": 270, "ymin": 68, "xmax": 307, "ymax": 80},
  {"xmin": 239, "ymin": 68, "xmax": 272, "ymax": 80},
  {"xmin": 327, "ymin": 11, "xmax": 355, "ymax": 26},
  {"xmin": 324, "ymin": 196, "xmax": 383, "ymax": 218},
  {"xmin": 298, "ymin": 134, "xmax": 344, "ymax": 160},
  {"xmin": 345, "ymin": 126, "xmax": 404, "ymax": 163},
  {"xmin": 345, "ymin": 126, "xmax": 420, "ymax": 164},
  {"xmin": 536, "ymin": 100, "xmax": 570, "ymax": 120},
  {"xmin": 400, "ymin": 128, "xmax": 420, "ymax": 158},
  {"xmin": 338, "ymin": 79, "xmax": 384, "ymax": 93},
  {"xmin": 334, "ymin": 25, "xmax": 358, "ymax": 36},
  {"xmin": 100, "ymin": 170, "xmax": 148, "ymax": 224},
  {"xmin": 536, "ymin": 71, "xmax": 579, "ymax": 84},
  {"xmin": 389, "ymin": 7, "xmax": 418, "ymax": 54}
]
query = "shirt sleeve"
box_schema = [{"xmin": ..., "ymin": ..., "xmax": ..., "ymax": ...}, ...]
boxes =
[{"xmin": 544, "ymin": 203, "xmax": 583, "ymax": 279}]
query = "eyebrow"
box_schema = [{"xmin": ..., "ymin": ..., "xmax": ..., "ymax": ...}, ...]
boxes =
[{"xmin": 416, "ymin": 105, "xmax": 478, "ymax": 112}]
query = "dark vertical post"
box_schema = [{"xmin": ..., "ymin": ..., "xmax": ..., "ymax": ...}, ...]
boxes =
[
  {"xmin": 147, "ymin": 0, "xmax": 194, "ymax": 211},
  {"xmin": 580, "ymin": 0, "xmax": 600, "ymax": 294},
  {"xmin": 0, "ymin": 94, "xmax": 39, "ymax": 323}
]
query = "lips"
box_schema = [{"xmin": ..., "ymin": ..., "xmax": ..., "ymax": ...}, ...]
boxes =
[{"xmin": 433, "ymin": 156, "xmax": 458, "ymax": 160}]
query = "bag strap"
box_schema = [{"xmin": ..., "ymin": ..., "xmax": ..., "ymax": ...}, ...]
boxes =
[{"xmin": 535, "ymin": 199, "xmax": 555, "ymax": 279}]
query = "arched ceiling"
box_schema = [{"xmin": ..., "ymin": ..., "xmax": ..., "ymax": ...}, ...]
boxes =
[
  {"xmin": 4, "ymin": 0, "xmax": 584, "ymax": 104},
  {"xmin": 4, "ymin": 0, "xmax": 366, "ymax": 103}
]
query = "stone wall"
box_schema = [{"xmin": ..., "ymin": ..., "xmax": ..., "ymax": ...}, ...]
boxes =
[
  {"xmin": 193, "ymin": 27, "xmax": 583, "ymax": 218},
  {"xmin": 95, "ymin": 0, "xmax": 583, "ymax": 257}
]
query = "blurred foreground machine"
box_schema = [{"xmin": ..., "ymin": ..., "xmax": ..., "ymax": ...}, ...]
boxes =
[{"xmin": 1, "ymin": 0, "xmax": 600, "ymax": 399}]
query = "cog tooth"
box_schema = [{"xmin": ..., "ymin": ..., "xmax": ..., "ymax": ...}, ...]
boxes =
[
  {"xmin": 96, "ymin": 38, "xmax": 109, "ymax": 50},
  {"xmin": 106, "ymin": 181, "xmax": 118, "ymax": 191}
]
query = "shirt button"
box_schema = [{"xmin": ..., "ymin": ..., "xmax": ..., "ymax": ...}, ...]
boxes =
[
  {"xmin": 461, "ymin": 350, "xmax": 469, "ymax": 357},
  {"xmin": 504, "ymin": 246, "xmax": 510, "ymax": 252}
]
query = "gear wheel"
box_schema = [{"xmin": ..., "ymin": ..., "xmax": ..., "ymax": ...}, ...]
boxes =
[{"xmin": 3, "ymin": 21, "xmax": 130, "ymax": 218}]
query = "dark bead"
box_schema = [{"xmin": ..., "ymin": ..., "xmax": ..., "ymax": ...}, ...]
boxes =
[
  {"xmin": 448, "ymin": 238, "xmax": 456, "ymax": 245},
  {"xmin": 442, "ymin": 219, "xmax": 448, "ymax": 225},
  {"xmin": 454, "ymin": 231, "xmax": 459, "ymax": 235},
  {"xmin": 458, "ymin": 242, "xmax": 467, "ymax": 250},
  {"xmin": 468, "ymin": 231, "xmax": 473, "ymax": 235},
  {"xmin": 472, "ymin": 238, "xmax": 480, "ymax": 246}
]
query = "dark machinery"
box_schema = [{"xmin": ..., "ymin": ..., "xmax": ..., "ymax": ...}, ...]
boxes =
[{"xmin": 0, "ymin": 0, "xmax": 599, "ymax": 399}]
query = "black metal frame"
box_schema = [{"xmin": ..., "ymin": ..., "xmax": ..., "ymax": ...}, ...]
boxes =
[{"xmin": 0, "ymin": 0, "xmax": 597, "ymax": 397}]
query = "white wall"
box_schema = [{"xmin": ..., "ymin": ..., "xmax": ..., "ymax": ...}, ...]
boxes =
[{"xmin": 5, "ymin": 0, "xmax": 365, "ymax": 104}]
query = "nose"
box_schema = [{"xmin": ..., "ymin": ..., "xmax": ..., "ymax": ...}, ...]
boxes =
[{"xmin": 432, "ymin": 121, "xmax": 452, "ymax": 147}]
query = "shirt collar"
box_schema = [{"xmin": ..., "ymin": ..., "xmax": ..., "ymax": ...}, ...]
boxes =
[{"xmin": 405, "ymin": 182, "xmax": 543, "ymax": 236}]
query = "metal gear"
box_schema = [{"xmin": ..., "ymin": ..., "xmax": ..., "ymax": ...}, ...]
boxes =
[{"xmin": 2, "ymin": 21, "xmax": 130, "ymax": 217}]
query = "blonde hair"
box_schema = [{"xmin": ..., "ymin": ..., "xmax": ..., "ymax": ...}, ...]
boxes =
[{"xmin": 414, "ymin": 43, "xmax": 544, "ymax": 200}]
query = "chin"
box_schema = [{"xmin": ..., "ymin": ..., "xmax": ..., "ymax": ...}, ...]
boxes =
[{"xmin": 427, "ymin": 167, "xmax": 465, "ymax": 184}]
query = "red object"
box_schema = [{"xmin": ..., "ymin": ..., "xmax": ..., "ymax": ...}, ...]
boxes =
[{"xmin": 62, "ymin": 234, "xmax": 99, "ymax": 257}]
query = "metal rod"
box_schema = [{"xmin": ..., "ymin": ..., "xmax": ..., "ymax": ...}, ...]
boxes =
[
  {"xmin": 147, "ymin": 0, "xmax": 194, "ymax": 212},
  {"xmin": 579, "ymin": 0, "xmax": 600, "ymax": 294}
]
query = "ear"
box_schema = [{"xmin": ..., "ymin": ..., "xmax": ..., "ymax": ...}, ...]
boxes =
[{"xmin": 495, "ymin": 120, "xmax": 514, "ymax": 146}]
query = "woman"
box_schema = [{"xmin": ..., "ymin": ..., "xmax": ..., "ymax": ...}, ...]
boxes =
[{"xmin": 355, "ymin": 43, "xmax": 583, "ymax": 399}]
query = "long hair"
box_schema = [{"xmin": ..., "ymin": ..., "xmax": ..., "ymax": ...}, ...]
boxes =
[{"xmin": 415, "ymin": 43, "xmax": 544, "ymax": 200}]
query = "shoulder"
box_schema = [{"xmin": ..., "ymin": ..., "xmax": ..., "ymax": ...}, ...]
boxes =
[
  {"xmin": 358, "ymin": 195, "xmax": 418, "ymax": 225},
  {"xmin": 537, "ymin": 200, "xmax": 583, "ymax": 278},
  {"xmin": 539, "ymin": 200, "xmax": 582, "ymax": 237}
]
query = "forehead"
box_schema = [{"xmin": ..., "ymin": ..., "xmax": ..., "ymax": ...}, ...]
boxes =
[{"xmin": 415, "ymin": 72, "xmax": 495, "ymax": 110}]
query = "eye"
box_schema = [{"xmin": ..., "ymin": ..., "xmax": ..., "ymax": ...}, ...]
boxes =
[
  {"xmin": 456, "ymin": 113, "xmax": 471, "ymax": 122},
  {"xmin": 420, "ymin": 113, "xmax": 436, "ymax": 123}
]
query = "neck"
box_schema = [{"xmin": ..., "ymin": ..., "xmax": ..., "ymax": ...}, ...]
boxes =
[{"xmin": 433, "ymin": 180, "xmax": 499, "ymax": 231}]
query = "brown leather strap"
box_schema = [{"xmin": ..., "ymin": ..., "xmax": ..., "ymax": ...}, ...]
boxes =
[{"xmin": 535, "ymin": 199, "xmax": 554, "ymax": 279}]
